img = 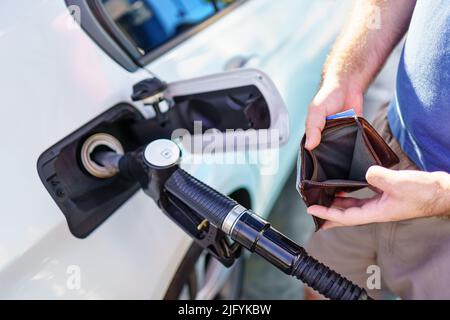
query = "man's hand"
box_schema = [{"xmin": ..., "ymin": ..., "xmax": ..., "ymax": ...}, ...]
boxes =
[
  {"xmin": 307, "ymin": 166, "xmax": 450, "ymax": 229},
  {"xmin": 305, "ymin": 79, "xmax": 363, "ymax": 150},
  {"xmin": 304, "ymin": 0, "xmax": 417, "ymax": 151}
]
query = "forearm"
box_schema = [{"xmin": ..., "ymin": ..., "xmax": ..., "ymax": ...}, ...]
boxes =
[{"xmin": 323, "ymin": 0, "xmax": 416, "ymax": 91}]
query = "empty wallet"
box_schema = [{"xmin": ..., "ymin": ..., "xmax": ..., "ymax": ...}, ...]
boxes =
[{"xmin": 297, "ymin": 116, "xmax": 399, "ymax": 230}]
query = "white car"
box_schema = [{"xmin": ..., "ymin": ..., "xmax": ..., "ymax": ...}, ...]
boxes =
[{"xmin": 0, "ymin": 0, "xmax": 351, "ymax": 299}]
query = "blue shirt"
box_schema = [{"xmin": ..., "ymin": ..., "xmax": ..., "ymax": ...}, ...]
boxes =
[{"xmin": 388, "ymin": 0, "xmax": 450, "ymax": 172}]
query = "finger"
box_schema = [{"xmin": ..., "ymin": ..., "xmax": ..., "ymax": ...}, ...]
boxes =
[
  {"xmin": 305, "ymin": 106, "xmax": 326, "ymax": 150},
  {"xmin": 307, "ymin": 205, "xmax": 347, "ymax": 222},
  {"xmin": 366, "ymin": 166, "xmax": 398, "ymax": 193},
  {"xmin": 332, "ymin": 196, "xmax": 372, "ymax": 209},
  {"xmin": 307, "ymin": 205, "xmax": 363, "ymax": 226},
  {"xmin": 307, "ymin": 197, "xmax": 384, "ymax": 226},
  {"xmin": 321, "ymin": 220, "xmax": 346, "ymax": 230}
]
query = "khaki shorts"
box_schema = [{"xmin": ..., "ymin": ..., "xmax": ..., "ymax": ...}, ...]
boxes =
[{"xmin": 306, "ymin": 104, "xmax": 450, "ymax": 299}]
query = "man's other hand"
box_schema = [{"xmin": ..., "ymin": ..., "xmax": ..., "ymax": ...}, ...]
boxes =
[{"xmin": 307, "ymin": 166, "xmax": 450, "ymax": 229}]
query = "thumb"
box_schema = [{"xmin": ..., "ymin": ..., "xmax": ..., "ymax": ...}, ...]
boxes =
[
  {"xmin": 305, "ymin": 106, "xmax": 326, "ymax": 150},
  {"xmin": 365, "ymin": 165, "xmax": 398, "ymax": 193}
]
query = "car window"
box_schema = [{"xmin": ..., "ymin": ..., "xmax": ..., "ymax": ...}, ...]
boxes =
[{"xmin": 101, "ymin": 0, "xmax": 240, "ymax": 57}]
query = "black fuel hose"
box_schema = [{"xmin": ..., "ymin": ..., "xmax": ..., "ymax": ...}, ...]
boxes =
[
  {"xmin": 165, "ymin": 168, "xmax": 371, "ymax": 300},
  {"xmin": 93, "ymin": 150, "xmax": 371, "ymax": 300}
]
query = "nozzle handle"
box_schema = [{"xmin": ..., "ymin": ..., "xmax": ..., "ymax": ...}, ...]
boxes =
[{"xmin": 164, "ymin": 168, "xmax": 238, "ymax": 228}]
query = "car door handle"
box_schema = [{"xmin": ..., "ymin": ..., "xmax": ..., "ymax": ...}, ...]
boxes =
[{"xmin": 224, "ymin": 54, "xmax": 260, "ymax": 70}]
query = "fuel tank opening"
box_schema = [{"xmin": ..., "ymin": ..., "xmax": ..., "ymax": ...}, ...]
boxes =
[{"xmin": 80, "ymin": 133, "xmax": 124, "ymax": 179}]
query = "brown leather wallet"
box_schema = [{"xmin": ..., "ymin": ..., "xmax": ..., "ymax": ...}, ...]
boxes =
[{"xmin": 297, "ymin": 116, "xmax": 399, "ymax": 230}]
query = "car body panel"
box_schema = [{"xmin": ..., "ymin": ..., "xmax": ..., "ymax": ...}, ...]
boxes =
[{"xmin": 0, "ymin": 0, "xmax": 351, "ymax": 299}]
